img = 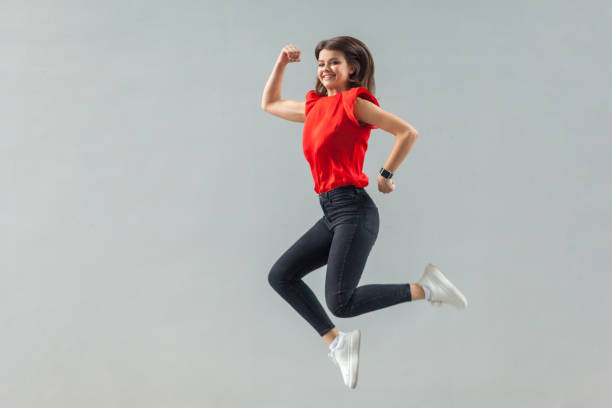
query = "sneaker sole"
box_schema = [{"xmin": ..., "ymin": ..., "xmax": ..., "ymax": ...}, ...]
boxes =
[
  {"xmin": 350, "ymin": 329, "xmax": 361, "ymax": 389},
  {"xmin": 427, "ymin": 264, "xmax": 468, "ymax": 309}
]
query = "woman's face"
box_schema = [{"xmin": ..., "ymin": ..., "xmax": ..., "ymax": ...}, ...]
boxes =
[{"xmin": 317, "ymin": 49, "xmax": 354, "ymax": 95}]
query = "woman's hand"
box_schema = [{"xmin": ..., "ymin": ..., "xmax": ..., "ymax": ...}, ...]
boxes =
[
  {"xmin": 377, "ymin": 174, "xmax": 395, "ymax": 194},
  {"xmin": 277, "ymin": 44, "xmax": 302, "ymax": 65}
]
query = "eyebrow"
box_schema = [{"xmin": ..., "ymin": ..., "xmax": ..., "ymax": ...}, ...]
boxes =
[{"xmin": 318, "ymin": 57, "xmax": 339, "ymax": 62}]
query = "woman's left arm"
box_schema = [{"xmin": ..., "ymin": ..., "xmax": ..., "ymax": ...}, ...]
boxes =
[{"xmin": 354, "ymin": 97, "xmax": 419, "ymax": 176}]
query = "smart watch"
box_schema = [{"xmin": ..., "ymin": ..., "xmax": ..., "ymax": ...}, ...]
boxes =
[{"xmin": 379, "ymin": 167, "xmax": 393, "ymax": 179}]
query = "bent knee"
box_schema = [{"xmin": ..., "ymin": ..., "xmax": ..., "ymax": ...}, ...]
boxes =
[
  {"xmin": 267, "ymin": 268, "xmax": 280, "ymax": 288},
  {"xmin": 330, "ymin": 306, "xmax": 350, "ymax": 318},
  {"xmin": 267, "ymin": 263, "xmax": 287, "ymax": 288},
  {"xmin": 326, "ymin": 298, "xmax": 349, "ymax": 318}
]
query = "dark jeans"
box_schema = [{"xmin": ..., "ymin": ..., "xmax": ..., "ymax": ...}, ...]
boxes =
[{"xmin": 268, "ymin": 185, "xmax": 412, "ymax": 336}]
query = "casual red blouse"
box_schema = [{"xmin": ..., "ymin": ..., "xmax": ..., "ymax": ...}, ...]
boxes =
[{"xmin": 302, "ymin": 86, "xmax": 380, "ymax": 194}]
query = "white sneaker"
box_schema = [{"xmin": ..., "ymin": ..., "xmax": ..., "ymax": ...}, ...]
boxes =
[
  {"xmin": 417, "ymin": 264, "xmax": 468, "ymax": 309},
  {"xmin": 328, "ymin": 329, "xmax": 361, "ymax": 389}
]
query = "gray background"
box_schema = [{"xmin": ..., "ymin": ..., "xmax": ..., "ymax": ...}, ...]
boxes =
[{"xmin": 4, "ymin": 0, "xmax": 611, "ymax": 406}]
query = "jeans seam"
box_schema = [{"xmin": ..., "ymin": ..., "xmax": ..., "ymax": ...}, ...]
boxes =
[
  {"xmin": 293, "ymin": 281, "xmax": 329, "ymax": 334},
  {"xmin": 282, "ymin": 228, "xmax": 331, "ymax": 335},
  {"xmin": 336, "ymin": 218, "xmax": 360, "ymax": 309},
  {"xmin": 286, "ymin": 262, "xmax": 332, "ymax": 334}
]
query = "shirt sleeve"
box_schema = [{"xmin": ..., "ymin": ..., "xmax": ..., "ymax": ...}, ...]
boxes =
[
  {"xmin": 305, "ymin": 90, "xmax": 320, "ymax": 116},
  {"xmin": 342, "ymin": 86, "xmax": 380, "ymax": 129}
]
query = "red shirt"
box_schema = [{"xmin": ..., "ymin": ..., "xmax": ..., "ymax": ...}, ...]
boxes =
[{"xmin": 302, "ymin": 86, "xmax": 380, "ymax": 194}]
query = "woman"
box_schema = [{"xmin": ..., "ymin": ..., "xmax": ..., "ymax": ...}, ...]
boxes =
[{"xmin": 261, "ymin": 36, "xmax": 468, "ymax": 389}]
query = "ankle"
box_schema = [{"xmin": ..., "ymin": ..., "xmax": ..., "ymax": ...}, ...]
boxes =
[
  {"xmin": 323, "ymin": 328, "xmax": 339, "ymax": 346},
  {"xmin": 409, "ymin": 283, "xmax": 426, "ymax": 300}
]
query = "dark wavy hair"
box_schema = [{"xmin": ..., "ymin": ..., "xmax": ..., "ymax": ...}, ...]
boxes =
[{"xmin": 313, "ymin": 36, "xmax": 376, "ymax": 97}]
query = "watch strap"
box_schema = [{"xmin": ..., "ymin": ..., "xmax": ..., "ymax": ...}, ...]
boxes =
[{"xmin": 379, "ymin": 167, "xmax": 393, "ymax": 179}]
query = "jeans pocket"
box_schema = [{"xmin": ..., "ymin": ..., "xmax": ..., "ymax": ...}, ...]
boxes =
[
  {"xmin": 356, "ymin": 189, "xmax": 377, "ymax": 209},
  {"xmin": 361, "ymin": 207, "xmax": 380, "ymax": 238}
]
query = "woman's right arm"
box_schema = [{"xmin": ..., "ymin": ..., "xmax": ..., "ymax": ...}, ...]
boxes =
[{"xmin": 260, "ymin": 44, "xmax": 306, "ymax": 123}]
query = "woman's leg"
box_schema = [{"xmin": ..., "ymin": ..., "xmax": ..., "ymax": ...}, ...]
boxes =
[
  {"xmin": 268, "ymin": 216, "xmax": 337, "ymax": 337},
  {"xmin": 324, "ymin": 217, "xmax": 419, "ymax": 318}
]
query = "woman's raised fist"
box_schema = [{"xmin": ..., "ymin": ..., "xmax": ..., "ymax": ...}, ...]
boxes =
[{"xmin": 278, "ymin": 44, "xmax": 301, "ymax": 65}]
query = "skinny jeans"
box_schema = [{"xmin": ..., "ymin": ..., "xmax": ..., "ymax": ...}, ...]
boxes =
[{"xmin": 268, "ymin": 185, "xmax": 412, "ymax": 336}]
